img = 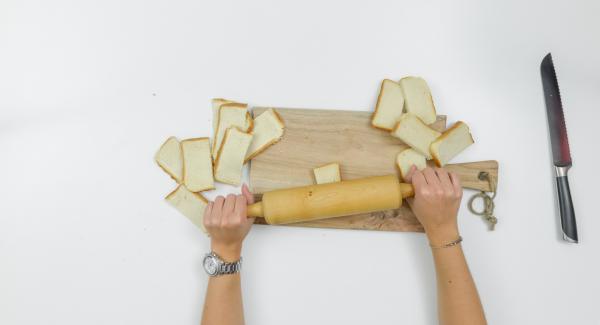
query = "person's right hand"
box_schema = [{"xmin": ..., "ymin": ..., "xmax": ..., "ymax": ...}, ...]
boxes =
[
  {"xmin": 404, "ymin": 165, "xmax": 463, "ymax": 246},
  {"xmin": 203, "ymin": 184, "xmax": 255, "ymax": 262}
]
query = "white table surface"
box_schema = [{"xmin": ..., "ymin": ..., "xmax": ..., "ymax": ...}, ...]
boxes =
[{"xmin": 2, "ymin": 0, "xmax": 599, "ymax": 324}]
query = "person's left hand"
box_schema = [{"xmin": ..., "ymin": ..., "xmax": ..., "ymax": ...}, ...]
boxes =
[{"xmin": 203, "ymin": 184, "xmax": 255, "ymax": 261}]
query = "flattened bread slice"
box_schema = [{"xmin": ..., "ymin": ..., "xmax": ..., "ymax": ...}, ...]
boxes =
[
  {"xmin": 212, "ymin": 98, "xmax": 236, "ymax": 136},
  {"xmin": 165, "ymin": 185, "xmax": 208, "ymax": 232},
  {"xmin": 371, "ymin": 79, "xmax": 405, "ymax": 130},
  {"xmin": 212, "ymin": 103, "xmax": 253, "ymax": 159},
  {"xmin": 399, "ymin": 76, "xmax": 437, "ymax": 125},
  {"xmin": 155, "ymin": 136, "xmax": 183, "ymax": 183},
  {"xmin": 181, "ymin": 138, "xmax": 215, "ymax": 192},
  {"xmin": 430, "ymin": 121, "xmax": 474, "ymax": 167},
  {"xmin": 214, "ymin": 127, "xmax": 253, "ymax": 185},
  {"xmin": 245, "ymin": 108, "xmax": 285, "ymax": 162},
  {"xmin": 313, "ymin": 163, "xmax": 341, "ymax": 184},
  {"xmin": 396, "ymin": 149, "xmax": 427, "ymax": 181},
  {"xmin": 391, "ymin": 113, "xmax": 441, "ymax": 159}
]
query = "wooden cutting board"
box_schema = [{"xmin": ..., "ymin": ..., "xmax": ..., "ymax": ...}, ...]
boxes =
[{"xmin": 249, "ymin": 107, "xmax": 499, "ymax": 232}]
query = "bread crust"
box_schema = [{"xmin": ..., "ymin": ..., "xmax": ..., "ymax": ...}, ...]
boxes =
[
  {"xmin": 272, "ymin": 109, "xmax": 285, "ymax": 128},
  {"xmin": 212, "ymin": 98, "xmax": 237, "ymax": 140},
  {"xmin": 243, "ymin": 109, "xmax": 286, "ymax": 163},
  {"xmin": 391, "ymin": 113, "xmax": 441, "ymax": 159},
  {"xmin": 212, "ymin": 103, "xmax": 252, "ymax": 158},
  {"xmin": 155, "ymin": 136, "xmax": 183, "ymax": 183},
  {"xmin": 245, "ymin": 111, "xmax": 254, "ymax": 133},
  {"xmin": 214, "ymin": 127, "xmax": 252, "ymax": 185},
  {"xmin": 395, "ymin": 148, "xmax": 426, "ymax": 180},
  {"xmin": 399, "ymin": 76, "xmax": 437, "ymax": 125},
  {"xmin": 181, "ymin": 137, "xmax": 215, "ymax": 191},
  {"xmin": 244, "ymin": 135, "xmax": 283, "ymax": 163},
  {"xmin": 371, "ymin": 79, "xmax": 402, "ymax": 131},
  {"xmin": 213, "ymin": 128, "xmax": 234, "ymax": 174},
  {"xmin": 396, "ymin": 149, "xmax": 408, "ymax": 180},
  {"xmin": 165, "ymin": 184, "xmax": 208, "ymax": 204},
  {"xmin": 165, "ymin": 185, "xmax": 209, "ymax": 233},
  {"xmin": 430, "ymin": 121, "xmax": 474, "ymax": 167}
]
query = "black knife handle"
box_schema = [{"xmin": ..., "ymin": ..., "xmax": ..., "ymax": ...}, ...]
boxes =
[{"xmin": 555, "ymin": 170, "xmax": 578, "ymax": 243}]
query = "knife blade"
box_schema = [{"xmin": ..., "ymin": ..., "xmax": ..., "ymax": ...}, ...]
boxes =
[{"xmin": 540, "ymin": 53, "xmax": 578, "ymax": 243}]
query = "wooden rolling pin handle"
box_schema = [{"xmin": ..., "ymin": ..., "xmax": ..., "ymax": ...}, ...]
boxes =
[
  {"xmin": 247, "ymin": 202, "xmax": 264, "ymax": 218},
  {"xmin": 399, "ymin": 182, "xmax": 415, "ymax": 199}
]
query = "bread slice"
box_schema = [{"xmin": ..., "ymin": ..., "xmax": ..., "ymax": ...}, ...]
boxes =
[
  {"xmin": 212, "ymin": 98, "xmax": 236, "ymax": 136},
  {"xmin": 212, "ymin": 103, "xmax": 253, "ymax": 159},
  {"xmin": 245, "ymin": 109, "xmax": 285, "ymax": 162},
  {"xmin": 155, "ymin": 136, "xmax": 183, "ymax": 183},
  {"xmin": 214, "ymin": 127, "xmax": 253, "ymax": 185},
  {"xmin": 430, "ymin": 121, "xmax": 474, "ymax": 167},
  {"xmin": 181, "ymin": 138, "xmax": 215, "ymax": 192},
  {"xmin": 165, "ymin": 185, "xmax": 208, "ymax": 232},
  {"xmin": 399, "ymin": 76, "xmax": 437, "ymax": 125},
  {"xmin": 313, "ymin": 163, "xmax": 341, "ymax": 184},
  {"xmin": 391, "ymin": 113, "xmax": 441, "ymax": 159},
  {"xmin": 371, "ymin": 79, "xmax": 405, "ymax": 130},
  {"xmin": 396, "ymin": 149, "xmax": 427, "ymax": 181}
]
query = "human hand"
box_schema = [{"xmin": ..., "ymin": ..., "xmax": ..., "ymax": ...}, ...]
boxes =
[
  {"xmin": 404, "ymin": 166, "xmax": 463, "ymax": 246},
  {"xmin": 203, "ymin": 184, "xmax": 255, "ymax": 261}
]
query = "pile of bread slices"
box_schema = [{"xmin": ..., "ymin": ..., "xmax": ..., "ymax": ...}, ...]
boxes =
[
  {"xmin": 302, "ymin": 78, "xmax": 475, "ymax": 187},
  {"xmin": 374, "ymin": 77, "xmax": 474, "ymax": 181},
  {"xmin": 154, "ymin": 99, "xmax": 285, "ymax": 231}
]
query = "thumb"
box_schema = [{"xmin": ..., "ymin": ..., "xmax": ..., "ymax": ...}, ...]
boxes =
[
  {"xmin": 241, "ymin": 184, "xmax": 255, "ymax": 204},
  {"xmin": 405, "ymin": 197, "xmax": 415, "ymax": 210},
  {"xmin": 404, "ymin": 165, "xmax": 417, "ymax": 183}
]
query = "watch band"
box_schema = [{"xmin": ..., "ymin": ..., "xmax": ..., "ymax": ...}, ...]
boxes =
[{"xmin": 218, "ymin": 258, "xmax": 243, "ymax": 275}]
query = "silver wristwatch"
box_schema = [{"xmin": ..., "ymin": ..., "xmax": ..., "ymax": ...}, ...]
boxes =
[{"xmin": 203, "ymin": 252, "xmax": 242, "ymax": 277}]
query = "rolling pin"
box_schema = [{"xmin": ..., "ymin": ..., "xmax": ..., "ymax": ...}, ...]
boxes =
[{"xmin": 247, "ymin": 175, "xmax": 414, "ymax": 224}]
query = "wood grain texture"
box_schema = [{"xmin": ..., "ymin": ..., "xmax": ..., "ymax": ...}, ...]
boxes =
[{"xmin": 249, "ymin": 107, "xmax": 499, "ymax": 232}]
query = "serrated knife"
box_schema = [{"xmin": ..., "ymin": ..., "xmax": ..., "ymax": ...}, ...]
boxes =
[{"xmin": 540, "ymin": 53, "xmax": 578, "ymax": 243}]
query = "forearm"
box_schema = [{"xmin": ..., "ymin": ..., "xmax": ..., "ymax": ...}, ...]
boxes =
[
  {"xmin": 429, "ymin": 230, "xmax": 486, "ymax": 325},
  {"xmin": 201, "ymin": 244, "xmax": 245, "ymax": 325},
  {"xmin": 202, "ymin": 274, "xmax": 244, "ymax": 325}
]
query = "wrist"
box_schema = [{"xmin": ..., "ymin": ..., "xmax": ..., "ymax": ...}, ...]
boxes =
[
  {"xmin": 211, "ymin": 241, "xmax": 242, "ymax": 262},
  {"xmin": 425, "ymin": 225, "xmax": 460, "ymax": 247}
]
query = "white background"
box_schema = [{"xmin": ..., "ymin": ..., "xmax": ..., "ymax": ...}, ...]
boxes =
[{"xmin": 1, "ymin": 0, "xmax": 599, "ymax": 324}]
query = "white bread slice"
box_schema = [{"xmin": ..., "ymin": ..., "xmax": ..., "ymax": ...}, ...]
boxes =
[
  {"xmin": 214, "ymin": 127, "xmax": 253, "ymax": 185},
  {"xmin": 245, "ymin": 109, "xmax": 285, "ymax": 162},
  {"xmin": 391, "ymin": 113, "xmax": 441, "ymax": 159},
  {"xmin": 212, "ymin": 98, "xmax": 236, "ymax": 137},
  {"xmin": 399, "ymin": 76, "xmax": 437, "ymax": 125},
  {"xmin": 430, "ymin": 121, "xmax": 474, "ymax": 167},
  {"xmin": 155, "ymin": 136, "xmax": 183, "ymax": 183},
  {"xmin": 396, "ymin": 149, "xmax": 427, "ymax": 181},
  {"xmin": 313, "ymin": 163, "xmax": 341, "ymax": 184},
  {"xmin": 212, "ymin": 103, "xmax": 253, "ymax": 159},
  {"xmin": 165, "ymin": 185, "xmax": 208, "ymax": 232},
  {"xmin": 371, "ymin": 79, "xmax": 405, "ymax": 130},
  {"xmin": 181, "ymin": 138, "xmax": 215, "ymax": 192}
]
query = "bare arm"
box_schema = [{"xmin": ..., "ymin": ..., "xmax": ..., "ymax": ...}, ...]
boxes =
[
  {"xmin": 405, "ymin": 166, "xmax": 487, "ymax": 325},
  {"xmin": 201, "ymin": 185, "xmax": 255, "ymax": 325}
]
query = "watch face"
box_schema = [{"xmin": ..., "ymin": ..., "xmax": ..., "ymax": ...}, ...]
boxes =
[{"xmin": 203, "ymin": 255, "xmax": 218, "ymax": 275}]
